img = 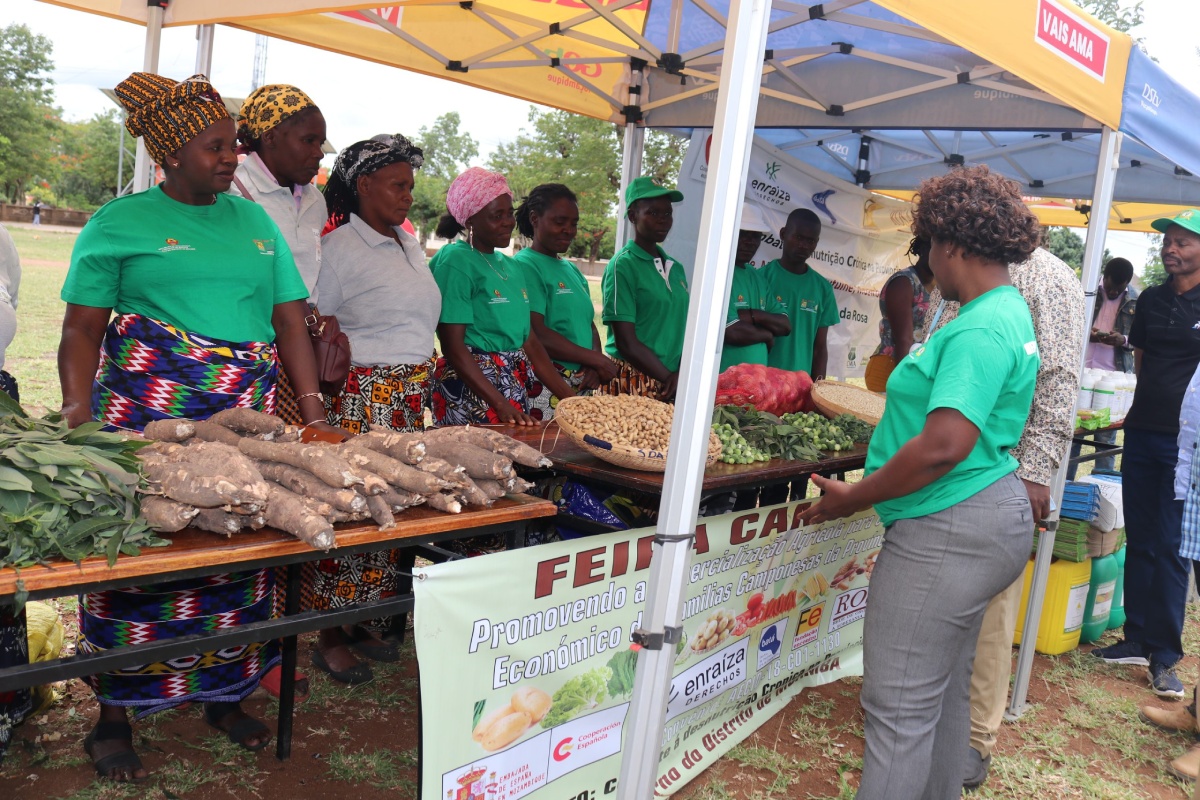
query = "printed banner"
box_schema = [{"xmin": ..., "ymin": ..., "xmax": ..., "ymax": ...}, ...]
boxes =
[
  {"xmin": 666, "ymin": 131, "xmax": 913, "ymax": 378},
  {"xmin": 414, "ymin": 504, "xmax": 884, "ymax": 799}
]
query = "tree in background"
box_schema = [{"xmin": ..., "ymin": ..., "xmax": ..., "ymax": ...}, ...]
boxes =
[
  {"xmin": 52, "ymin": 110, "xmax": 121, "ymax": 210},
  {"xmin": 410, "ymin": 112, "xmax": 478, "ymax": 246},
  {"xmin": 1045, "ymin": 227, "xmax": 1085, "ymax": 273},
  {"xmin": 1142, "ymin": 233, "xmax": 1167, "ymax": 287},
  {"xmin": 489, "ymin": 107, "xmax": 685, "ymax": 262},
  {"xmin": 0, "ymin": 24, "xmax": 60, "ymax": 204}
]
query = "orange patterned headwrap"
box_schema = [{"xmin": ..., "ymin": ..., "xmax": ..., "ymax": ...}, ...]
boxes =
[{"xmin": 114, "ymin": 72, "xmax": 229, "ymax": 165}]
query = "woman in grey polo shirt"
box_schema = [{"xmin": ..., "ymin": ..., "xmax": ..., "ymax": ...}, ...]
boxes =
[{"xmin": 304, "ymin": 134, "xmax": 439, "ymax": 684}]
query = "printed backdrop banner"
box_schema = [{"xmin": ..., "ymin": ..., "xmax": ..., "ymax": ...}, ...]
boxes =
[
  {"xmin": 414, "ymin": 504, "xmax": 884, "ymax": 799},
  {"xmin": 666, "ymin": 131, "xmax": 914, "ymax": 378}
]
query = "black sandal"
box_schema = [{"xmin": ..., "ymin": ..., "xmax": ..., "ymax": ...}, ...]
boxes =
[
  {"xmin": 203, "ymin": 702, "xmax": 272, "ymax": 752},
  {"xmin": 83, "ymin": 720, "xmax": 148, "ymax": 782},
  {"xmin": 311, "ymin": 647, "xmax": 374, "ymax": 685},
  {"xmin": 345, "ymin": 624, "xmax": 400, "ymax": 663}
]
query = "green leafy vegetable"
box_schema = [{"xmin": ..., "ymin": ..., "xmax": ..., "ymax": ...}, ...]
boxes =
[
  {"xmin": 0, "ymin": 393, "xmax": 167, "ymax": 576},
  {"xmin": 605, "ymin": 649, "xmax": 639, "ymax": 698},
  {"xmin": 540, "ymin": 667, "xmax": 612, "ymax": 728},
  {"xmin": 473, "ymin": 699, "xmax": 487, "ymax": 730}
]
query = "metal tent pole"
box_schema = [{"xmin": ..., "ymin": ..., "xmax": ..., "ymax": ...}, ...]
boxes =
[
  {"xmin": 195, "ymin": 24, "xmax": 215, "ymax": 76},
  {"xmin": 615, "ymin": 63, "xmax": 645, "ymax": 249},
  {"xmin": 116, "ymin": 122, "xmax": 126, "ymax": 198},
  {"xmin": 1007, "ymin": 125, "xmax": 1122, "ymax": 719},
  {"xmin": 616, "ymin": 0, "xmax": 770, "ymax": 795},
  {"xmin": 132, "ymin": 1, "xmax": 167, "ymax": 193}
]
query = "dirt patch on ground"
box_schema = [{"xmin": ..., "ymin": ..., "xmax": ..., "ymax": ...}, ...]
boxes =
[{"xmin": 0, "ymin": 618, "xmax": 1196, "ymax": 800}]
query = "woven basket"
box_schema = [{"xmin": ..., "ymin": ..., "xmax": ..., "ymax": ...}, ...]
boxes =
[
  {"xmin": 554, "ymin": 396, "xmax": 722, "ymax": 472},
  {"xmin": 810, "ymin": 380, "xmax": 886, "ymax": 426}
]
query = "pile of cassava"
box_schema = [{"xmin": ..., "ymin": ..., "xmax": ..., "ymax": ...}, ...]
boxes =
[{"xmin": 137, "ymin": 409, "xmax": 551, "ymax": 550}]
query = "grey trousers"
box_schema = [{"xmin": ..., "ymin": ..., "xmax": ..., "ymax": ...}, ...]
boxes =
[{"xmin": 856, "ymin": 473, "xmax": 1033, "ymax": 800}]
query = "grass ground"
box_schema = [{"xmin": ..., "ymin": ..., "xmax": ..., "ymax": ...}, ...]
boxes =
[{"xmin": 6, "ymin": 226, "xmax": 73, "ymax": 413}]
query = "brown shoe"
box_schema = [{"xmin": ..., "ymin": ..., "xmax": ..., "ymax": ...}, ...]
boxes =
[
  {"xmin": 1140, "ymin": 703, "xmax": 1199, "ymax": 735},
  {"xmin": 1171, "ymin": 744, "xmax": 1200, "ymax": 782}
]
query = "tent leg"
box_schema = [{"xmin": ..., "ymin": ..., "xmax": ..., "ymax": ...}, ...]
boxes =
[
  {"xmin": 615, "ymin": 124, "xmax": 644, "ymax": 248},
  {"xmin": 132, "ymin": 3, "xmax": 165, "ymax": 193},
  {"xmin": 195, "ymin": 24, "xmax": 215, "ymax": 76},
  {"xmin": 616, "ymin": 0, "xmax": 770, "ymax": 796},
  {"xmin": 1007, "ymin": 125, "xmax": 1122, "ymax": 720},
  {"xmin": 615, "ymin": 63, "xmax": 645, "ymax": 250}
]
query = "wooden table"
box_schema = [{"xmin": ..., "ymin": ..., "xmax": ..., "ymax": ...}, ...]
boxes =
[
  {"xmin": 497, "ymin": 423, "xmax": 869, "ymax": 495},
  {"xmin": 0, "ymin": 494, "xmax": 556, "ymax": 759}
]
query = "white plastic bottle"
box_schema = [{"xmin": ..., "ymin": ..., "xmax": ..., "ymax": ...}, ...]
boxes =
[
  {"xmin": 1092, "ymin": 375, "xmax": 1117, "ymax": 416},
  {"xmin": 1078, "ymin": 374, "xmax": 1096, "ymax": 412}
]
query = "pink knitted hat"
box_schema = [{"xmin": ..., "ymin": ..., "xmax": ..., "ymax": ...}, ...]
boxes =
[{"xmin": 447, "ymin": 167, "xmax": 513, "ymax": 226}]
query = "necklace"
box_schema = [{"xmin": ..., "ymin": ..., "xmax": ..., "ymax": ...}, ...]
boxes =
[{"xmin": 474, "ymin": 247, "xmax": 508, "ymax": 281}]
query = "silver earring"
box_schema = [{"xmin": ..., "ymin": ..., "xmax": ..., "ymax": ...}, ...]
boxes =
[{"xmin": 468, "ymin": 226, "xmax": 474, "ymax": 246}]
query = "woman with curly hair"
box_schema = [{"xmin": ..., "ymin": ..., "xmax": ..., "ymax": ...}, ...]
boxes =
[
  {"xmin": 799, "ymin": 165, "xmax": 1042, "ymax": 800},
  {"xmin": 513, "ymin": 183, "xmax": 618, "ymax": 420}
]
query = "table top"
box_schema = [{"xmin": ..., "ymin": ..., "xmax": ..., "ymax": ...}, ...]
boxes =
[
  {"xmin": 496, "ymin": 424, "xmax": 868, "ymax": 493},
  {"xmin": 0, "ymin": 494, "xmax": 555, "ymax": 598}
]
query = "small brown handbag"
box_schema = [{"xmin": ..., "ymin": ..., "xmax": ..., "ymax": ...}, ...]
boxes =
[{"xmin": 306, "ymin": 310, "xmax": 351, "ymax": 396}]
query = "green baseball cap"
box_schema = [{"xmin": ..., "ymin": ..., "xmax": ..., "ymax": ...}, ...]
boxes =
[
  {"xmin": 1151, "ymin": 208, "xmax": 1200, "ymax": 236},
  {"xmin": 625, "ymin": 176, "xmax": 684, "ymax": 205}
]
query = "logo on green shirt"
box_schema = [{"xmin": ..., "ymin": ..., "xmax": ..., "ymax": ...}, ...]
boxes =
[
  {"xmin": 253, "ymin": 238, "xmax": 275, "ymax": 255},
  {"xmin": 158, "ymin": 237, "xmax": 195, "ymax": 253}
]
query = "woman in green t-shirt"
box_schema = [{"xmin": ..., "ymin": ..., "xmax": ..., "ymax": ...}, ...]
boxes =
[
  {"xmin": 600, "ymin": 177, "xmax": 690, "ymax": 401},
  {"xmin": 430, "ymin": 168, "xmax": 575, "ymax": 426},
  {"xmin": 514, "ymin": 183, "xmax": 619, "ymax": 421},
  {"xmin": 799, "ymin": 166, "xmax": 1042, "ymax": 800},
  {"xmin": 57, "ymin": 71, "xmax": 339, "ymax": 783}
]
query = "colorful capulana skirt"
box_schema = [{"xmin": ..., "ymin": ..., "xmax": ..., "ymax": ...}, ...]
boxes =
[
  {"xmin": 93, "ymin": 313, "xmax": 277, "ymax": 432},
  {"xmin": 431, "ymin": 347, "xmax": 535, "ymax": 425},
  {"xmin": 298, "ymin": 548, "xmax": 416, "ymax": 632},
  {"xmin": 600, "ymin": 358, "xmax": 663, "ymax": 398},
  {"xmin": 78, "ymin": 571, "xmax": 279, "ymax": 718},
  {"xmin": 308, "ymin": 360, "xmax": 432, "ymax": 628},
  {"xmin": 325, "ymin": 359, "xmax": 433, "ymax": 435},
  {"xmin": 527, "ymin": 364, "xmax": 587, "ymax": 422},
  {"xmin": 82, "ymin": 315, "xmax": 279, "ymax": 714},
  {"xmin": 0, "ymin": 607, "xmax": 31, "ymax": 761},
  {"xmin": 0, "ymin": 370, "xmax": 18, "ymax": 403}
]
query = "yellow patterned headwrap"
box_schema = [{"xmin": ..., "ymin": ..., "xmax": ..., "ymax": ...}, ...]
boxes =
[
  {"xmin": 236, "ymin": 84, "xmax": 317, "ymax": 146},
  {"xmin": 114, "ymin": 72, "xmax": 229, "ymax": 165}
]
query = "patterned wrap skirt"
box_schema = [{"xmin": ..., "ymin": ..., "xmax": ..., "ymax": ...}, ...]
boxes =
[
  {"xmin": 305, "ymin": 360, "xmax": 433, "ymax": 629},
  {"xmin": 92, "ymin": 313, "xmax": 277, "ymax": 432},
  {"xmin": 431, "ymin": 347, "xmax": 535, "ymax": 425},
  {"xmin": 527, "ymin": 363, "xmax": 588, "ymax": 422},
  {"xmin": 325, "ymin": 359, "xmax": 433, "ymax": 435},
  {"xmin": 599, "ymin": 358, "xmax": 663, "ymax": 398},
  {"xmin": 81, "ymin": 314, "xmax": 279, "ymax": 715}
]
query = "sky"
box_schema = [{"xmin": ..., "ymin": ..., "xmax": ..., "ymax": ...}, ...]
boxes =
[{"xmin": 4, "ymin": 0, "xmax": 1200, "ymax": 270}]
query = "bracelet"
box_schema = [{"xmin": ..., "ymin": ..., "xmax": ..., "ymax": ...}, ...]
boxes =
[
  {"xmin": 296, "ymin": 392, "xmax": 323, "ymax": 401},
  {"xmin": 303, "ymin": 418, "xmax": 326, "ymax": 426}
]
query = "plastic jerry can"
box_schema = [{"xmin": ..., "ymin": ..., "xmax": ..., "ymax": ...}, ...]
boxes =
[
  {"xmin": 1106, "ymin": 545, "xmax": 1127, "ymax": 630},
  {"xmin": 1080, "ymin": 552, "xmax": 1118, "ymax": 643},
  {"xmin": 1013, "ymin": 556, "xmax": 1093, "ymax": 655}
]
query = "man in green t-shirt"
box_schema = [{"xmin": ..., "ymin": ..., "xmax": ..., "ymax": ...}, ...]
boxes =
[
  {"xmin": 720, "ymin": 205, "xmax": 791, "ymax": 371},
  {"xmin": 762, "ymin": 208, "xmax": 839, "ymax": 378}
]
